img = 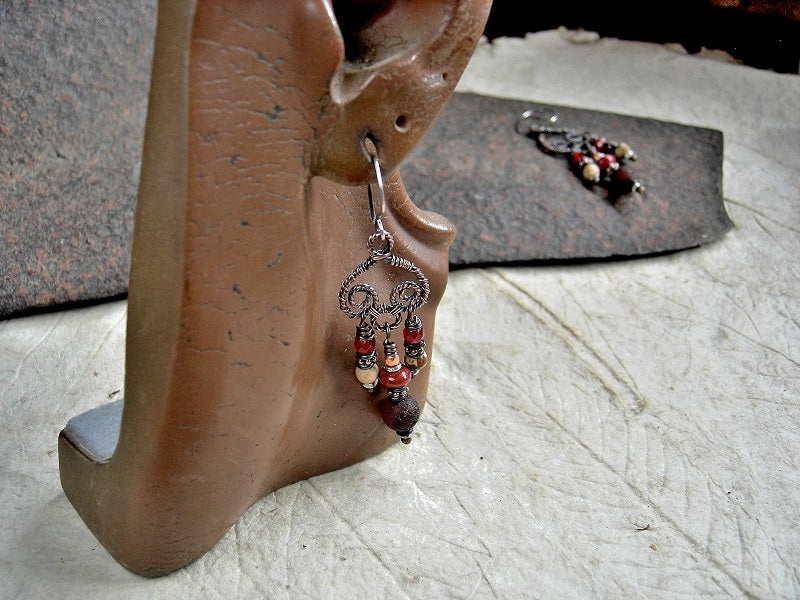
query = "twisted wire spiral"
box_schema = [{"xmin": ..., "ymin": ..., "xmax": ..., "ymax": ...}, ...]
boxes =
[
  {"xmin": 338, "ymin": 237, "xmax": 430, "ymax": 330},
  {"xmin": 537, "ymin": 130, "xmax": 592, "ymax": 155}
]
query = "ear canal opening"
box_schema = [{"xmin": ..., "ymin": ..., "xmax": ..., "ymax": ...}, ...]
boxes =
[
  {"xmin": 331, "ymin": 0, "xmax": 453, "ymax": 66},
  {"xmin": 332, "ymin": 0, "xmax": 392, "ymax": 63}
]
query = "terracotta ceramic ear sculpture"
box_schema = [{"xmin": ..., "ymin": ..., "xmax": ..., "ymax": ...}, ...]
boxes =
[{"xmin": 58, "ymin": 0, "xmax": 491, "ymax": 577}]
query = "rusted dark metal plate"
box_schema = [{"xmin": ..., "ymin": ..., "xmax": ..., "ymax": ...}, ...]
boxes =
[{"xmin": 402, "ymin": 92, "xmax": 733, "ymax": 267}]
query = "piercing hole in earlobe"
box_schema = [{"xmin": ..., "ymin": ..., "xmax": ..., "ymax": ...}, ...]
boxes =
[
  {"xmin": 362, "ymin": 134, "xmax": 378, "ymax": 160},
  {"xmin": 395, "ymin": 115, "xmax": 409, "ymax": 132}
]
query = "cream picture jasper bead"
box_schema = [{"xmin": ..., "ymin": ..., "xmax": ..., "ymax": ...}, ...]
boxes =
[
  {"xmin": 614, "ymin": 142, "xmax": 635, "ymax": 161},
  {"xmin": 355, "ymin": 364, "xmax": 379, "ymax": 385},
  {"xmin": 582, "ymin": 162, "xmax": 601, "ymax": 183},
  {"xmin": 404, "ymin": 351, "xmax": 428, "ymax": 372}
]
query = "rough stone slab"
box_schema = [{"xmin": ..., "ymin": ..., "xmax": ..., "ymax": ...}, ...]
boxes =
[
  {"xmin": 1, "ymin": 1, "xmax": 731, "ymax": 318},
  {"xmin": 0, "ymin": 1, "xmax": 155, "ymax": 318},
  {"xmin": 403, "ymin": 93, "xmax": 732, "ymax": 265}
]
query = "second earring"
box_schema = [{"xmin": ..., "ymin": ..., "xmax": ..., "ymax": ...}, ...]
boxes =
[
  {"xmin": 518, "ymin": 109, "xmax": 645, "ymax": 197},
  {"xmin": 338, "ymin": 146, "xmax": 430, "ymax": 445}
]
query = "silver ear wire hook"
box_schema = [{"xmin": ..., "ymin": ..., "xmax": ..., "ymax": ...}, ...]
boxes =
[
  {"xmin": 515, "ymin": 109, "xmax": 560, "ymax": 135},
  {"xmin": 366, "ymin": 150, "xmax": 387, "ymax": 239},
  {"xmin": 518, "ymin": 108, "xmax": 593, "ymax": 154}
]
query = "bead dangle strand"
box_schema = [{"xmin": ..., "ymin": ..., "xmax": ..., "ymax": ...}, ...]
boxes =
[
  {"xmin": 353, "ymin": 321, "xmax": 378, "ymax": 389},
  {"xmin": 517, "ymin": 109, "xmax": 645, "ymax": 198},
  {"xmin": 339, "ymin": 145, "xmax": 431, "ymax": 444},
  {"xmin": 402, "ymin": 313, "xmax": 428, "ymax": 376},
  {"xmin": 377, "ymin": 336, "xmax": 419, "ymax": 444}
]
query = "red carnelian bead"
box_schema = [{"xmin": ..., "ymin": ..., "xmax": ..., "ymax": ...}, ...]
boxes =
[
  {"xmin": 379, "ymin": 365, "xmax": 412, "ymax": 388},
  {"xmin": 569, "ymin": 152, "xmax": 584, "ymax": 167},
  {"xmin": 354, "ymin": 337, "xmax": 375, "ymax": 354},
  {"xmin": 592, "ymin": 137, "xmax": 607, "ymax": 152},
  {"xmin": 596, "ymin": 154, "xmax": 618, "ymax": 171},
  {"xmin": 403, "ymin": 327, "xmax": 424, "ymax": 345}
]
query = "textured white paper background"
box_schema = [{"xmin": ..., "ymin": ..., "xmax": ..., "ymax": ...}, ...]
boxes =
[{"xmin": 1, "ymin": 30, "xmax": 799, "ymax": 599}]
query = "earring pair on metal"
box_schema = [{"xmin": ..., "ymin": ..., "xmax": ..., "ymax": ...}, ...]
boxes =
[
  {"xmin": 338, "ymin": 143, "xmax": 430, "ymax": 444},
  {"xmin": 517, "ymin": 110, "xmax": 645, "ymax": 197}
]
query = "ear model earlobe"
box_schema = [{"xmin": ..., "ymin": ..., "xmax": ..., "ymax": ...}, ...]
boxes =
[{"xmin": 312, "ymin": 0, "xmax": 493, "ymax": 186}]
